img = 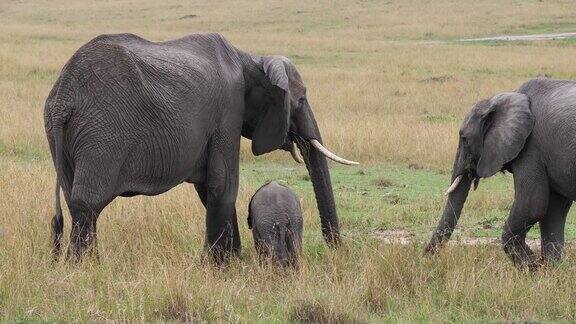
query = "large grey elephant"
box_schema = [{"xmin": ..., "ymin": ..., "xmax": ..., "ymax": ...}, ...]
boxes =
[
  {"xmin": 44, "ymin": 33, "xmax": 358, "ymax": 262},
  {"xmin": 426, "ymin": 78, "xmax": 576, "ymax": 269},
  {"xmin": 248, "ymin": 181, "xmax": 303, "ymax": 267}
]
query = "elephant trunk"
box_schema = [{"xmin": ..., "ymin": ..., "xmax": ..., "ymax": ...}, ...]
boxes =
[
  {"xmin": 293, "ymin": 105, "xmax": 343, "ymax": 246},
  {"xmin": 425, "ymin": 142, "xmax": 473, "ymax": 253},
  {"xmin": 298, "ymin": 139, "xmax": 340, "ymax": 246}
]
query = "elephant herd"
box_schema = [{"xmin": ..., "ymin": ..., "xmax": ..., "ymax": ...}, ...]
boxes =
[{"xmin": 44, "ymin": 32, "xmax": 576, "ymax": 270}]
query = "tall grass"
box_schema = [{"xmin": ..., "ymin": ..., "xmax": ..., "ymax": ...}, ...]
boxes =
[{"xmin": 2, "ymin": 0, "xmax": 576, "ymax": 321}]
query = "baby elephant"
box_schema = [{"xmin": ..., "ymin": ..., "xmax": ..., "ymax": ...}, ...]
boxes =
[{"xmin": 248, "ymin": 182, "xmax": 303, "ymax": 267}]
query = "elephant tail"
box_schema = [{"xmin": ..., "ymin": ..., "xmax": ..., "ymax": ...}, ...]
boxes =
[
  {"xmin": 48, "ymin": 123, "xmax": 67, "ymax": 257},
  {"xmin": 45, "ymin": 76, "xmax": 74, "ymax": 253},
  {"xmin": 52, "ymin": 126, "xmax": 64, "ymax": 221}
]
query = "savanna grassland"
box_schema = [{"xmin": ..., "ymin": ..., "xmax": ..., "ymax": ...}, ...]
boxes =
[{"xmin": 3, "ymin": 0, "xmax": 576, "ymax": 322}]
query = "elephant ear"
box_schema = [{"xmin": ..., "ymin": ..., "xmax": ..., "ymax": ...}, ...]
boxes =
[
  {"xmin": 247, "ymin": 212, "xmax": 253, "ymax": 229},
  {"xmin": 477, "ymin": 92, "xmax": 534, "ymax": 178},
  {"xmin": 247, "ymin": 195, "xmax": 255, "ymax": 229},
  {"xmin": 251, "ymin": 56, "xmax": 291, "ymax": 156}
]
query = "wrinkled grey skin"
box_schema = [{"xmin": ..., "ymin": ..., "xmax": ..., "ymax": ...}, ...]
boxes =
[
  {"xmin": 426, "ymin": 78, "xmax": 576, "ymax": 270},
  {"xmin": 248, "ymin": 182, "xmax": 303, "ymax": 267},
  {"xmin": 44, "ymin": 33, "xmax": 341, "ymax": 262}
]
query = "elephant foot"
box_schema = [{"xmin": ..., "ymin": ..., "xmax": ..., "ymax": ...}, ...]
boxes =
[
  {"xmin": 423, "ymin": 242, "xmax": 441, "ymax": 255},
  {"xmin": 204, "ymin": 202, "xmax": 241, "ymax": 264},
  {"xmin": 65, "ymin": 247, "xmax": 99, "ymax": 264},
  {"xmin": 424, "ymin": 231, "xmax": 450, "ymax": 255},
  {"xmin": 203, "ymin": 246, "xmax": 241, "ymax": 266},
  {"xmin": 322, "ymin": 229, "xmax": 340, "ymax": 248},
  {"xmin": 65, "ymin": 226, "xmax": 99, "ymax": 263},
  {"xmin": 502, "ymin": 235, "xmax": 539, "ymax": 271},
  {"xmin": 204, "ymin": 231, "xmax": 241, "ymax": 265}
]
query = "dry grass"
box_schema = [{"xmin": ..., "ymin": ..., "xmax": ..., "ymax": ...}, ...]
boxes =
[
  {"xmin": 3, "ymin": 0, "xmax": 576, "ymax": 168},
  {"xmin": 2, "ymin": 0, "xmax": 576, "ymax": 321}
]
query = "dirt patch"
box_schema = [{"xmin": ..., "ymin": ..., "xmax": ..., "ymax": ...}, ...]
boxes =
[
  {"xmin": 371, "ymin": 229, "xmax": 414, "ymax": 245},
  {"xmin": 460, "ymin": 32, "xmax": 576, "ymax": 42},
  {"xmin": 420, "ymin": 75, "xmax": 454, "ymax": 83},
  {"xmin": 179, "ymin": 14, "xmax": 198, "ymax": 20},
  {"xmin": 371, "ymin": 229, "xmax": 572, "ymax": 248}
]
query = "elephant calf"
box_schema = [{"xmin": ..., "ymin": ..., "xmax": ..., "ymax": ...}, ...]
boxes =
[{"xmin": 248, "ymin": 182, "xmax": 303, "ymax": 267}]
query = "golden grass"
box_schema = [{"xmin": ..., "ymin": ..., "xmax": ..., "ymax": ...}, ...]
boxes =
[
  {"xmin": 2, "ymin": 0, "xmax": 576, "ymax": 167},
  {"xmin": 1, "ymin": 163, "xmax": 575, "ymax": 321},
  {"xmin": 2, "ymin": 0, "xmax": 576, "ymax": 321}
]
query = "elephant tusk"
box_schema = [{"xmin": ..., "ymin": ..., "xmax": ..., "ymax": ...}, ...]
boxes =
[
  {"xmin": 473, "ymin": 177, "xmax": 480, "ymax": 191},
  {"xmin": 310, "ymin": 139, "xmax": 359, "ymax": 165},
  {"xmin": 290, "ymin": 142, "xmax": 304, "ymax": 163},
  {"xmin": 445, "ymin": 175, "xmax": 463, "ymax": 195}
]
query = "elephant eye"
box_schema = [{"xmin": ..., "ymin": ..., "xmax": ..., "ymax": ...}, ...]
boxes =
[
  {"xmin": 461, "ymin": 136, "xmax": 469, "ymax": 146},
  {"xmin": 295, "ymin": 97, "xmax": 305, "ymax": 109}
]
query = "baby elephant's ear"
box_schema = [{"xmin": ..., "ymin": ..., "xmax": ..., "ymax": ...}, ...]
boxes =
[
  {"xmin": 477, "ymin": 92, "xmax": 534, "ymax": 177},
  {"xmin": 247, "ymin": 212, "xmax": 253, "ymax": 229},
  {"xmin": 247, "ymin": 196, "xmax": 254, "ymax": 229}
]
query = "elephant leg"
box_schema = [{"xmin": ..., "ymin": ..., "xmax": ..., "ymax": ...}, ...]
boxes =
[
  {"xmin": 196, "ymin": 181, "xmax": 242, "ymax": 262},
  {"xmin": 205, "ymin": 200, "xmax": 240, "ymax": 263},
  {"xmin": 203, "ymin": 140, "xmax": 241, "ymax": 263},
  {"xmin": 501, "ymin": 164, "xmax": 549, "ymax": 271},
  {"xmin": 502, "ymin": 207, "xmax": 539, "ymax": 271},
  {"xmin": 540, "ymin": 191, "xmax": 571, "ymax": 264},
  {"xmin": 67, "ymin": 201, "xmax": 99, "ymax": 262},
  {"xmin": 66, "ymin": 160, "xmax": 115, "ymax": 262},
  {"xmin": 194, "ymin": 183, "xmax": 208, "ymax": 207}
]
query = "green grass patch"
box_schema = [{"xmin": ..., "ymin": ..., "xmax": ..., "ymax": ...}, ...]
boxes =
[
  {"xmin": 0, "ymin": 140, "xmax": 49, "ymax": 161},
  {"xmin": 240, "ymin": 161, "xmax": 576, "ymax": 241}
]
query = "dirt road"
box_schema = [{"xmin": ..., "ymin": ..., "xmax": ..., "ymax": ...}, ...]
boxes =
[{"xmin": 460, "ymin": 32, "xmax": 576, "ymax": 42}]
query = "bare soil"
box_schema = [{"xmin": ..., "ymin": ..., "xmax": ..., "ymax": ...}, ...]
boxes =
[
  {"xmin": 371, "ymin": 229, "xmax": 573, "ymax": 249},
  {"xmin": 459, "ymin": 32, "xmax": 576, "ymax": 42}
]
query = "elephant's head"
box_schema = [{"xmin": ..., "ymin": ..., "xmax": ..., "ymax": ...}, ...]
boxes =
[
  {"xmin": 242, "ymin": 55, "xmax": 358, "ymax": 245},
  {"xmin": 426, "ymin": 92, "xmax": 534, "ymax": 252}
]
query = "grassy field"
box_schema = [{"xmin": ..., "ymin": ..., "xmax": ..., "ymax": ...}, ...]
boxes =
[{"xmin": 3, "ymin": 0, "xmax": 576, "ymax": 322}]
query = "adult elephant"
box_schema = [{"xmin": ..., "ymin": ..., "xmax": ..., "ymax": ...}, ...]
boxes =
[
  {"xmin": 44, "ymin": 33, "xmax": 358, "ymax": 262},
  {"xmin": 425, "ymin": 78, "xmax": 576, "ymax": 270}
]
